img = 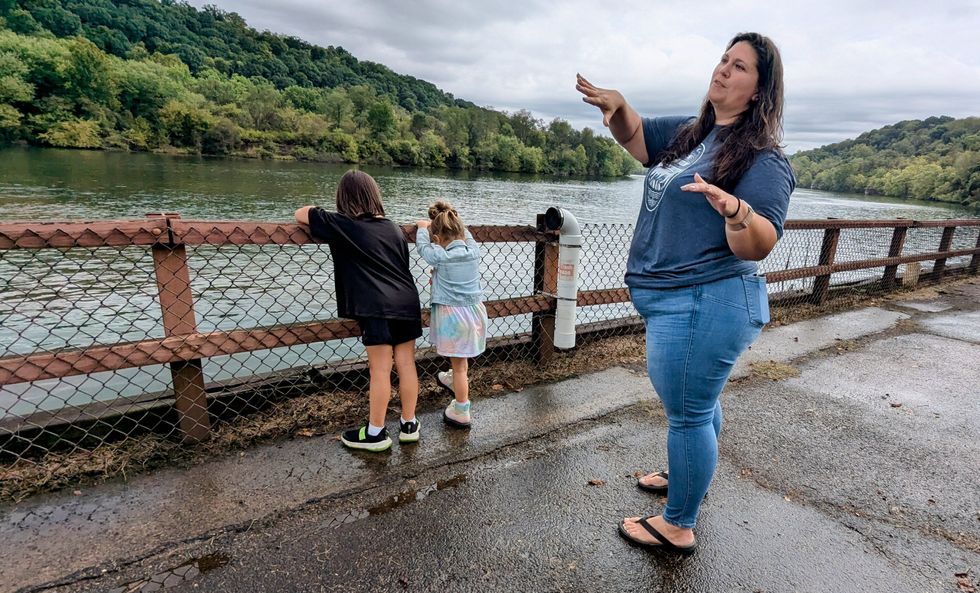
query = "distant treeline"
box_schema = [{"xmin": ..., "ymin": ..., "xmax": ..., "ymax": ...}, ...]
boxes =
[
  {"xmin": 0, "ymin": 0, "xmax": 639, "ymax": 176},
  {"xmin": 790, "ymin": 116, "xmax": 980, "ymax": 210}
]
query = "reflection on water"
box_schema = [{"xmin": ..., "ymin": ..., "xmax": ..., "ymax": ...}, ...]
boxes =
[
  {"xmin": 2, "ymin": 147, "xmax": 971, "ymax": 225},
  {"xmin": 0, "ymin": 148, "xmax": 974, "ymax": 418}
]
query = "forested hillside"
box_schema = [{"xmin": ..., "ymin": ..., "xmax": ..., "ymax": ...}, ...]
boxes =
[
  {"xmin": 790, "ymin": 116, "xmax": 979, "ymax": 209},
  {"xmin": 0, "ymin": 0, "xmax": 639, "ymax": 176}
]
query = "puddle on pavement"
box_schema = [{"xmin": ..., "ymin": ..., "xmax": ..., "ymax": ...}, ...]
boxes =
[
  {"xmin": 327, "ymin": 474, "xmax": 468, "ymax": 529},
  {"xmin": 107, "ymin": 552, "xmax": 230, "ymax": 593}
]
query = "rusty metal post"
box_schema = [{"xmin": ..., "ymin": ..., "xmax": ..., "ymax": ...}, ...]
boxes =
[
  {"xmin": 881, "ymin": 226, "xmax": 908, "ymax": 291},
  {"xmin": 970, "ymin": 229, "xmax": 980, "ymax": 275},
  {"xmin": 932, "ymin": 226, "xmax": 956, "ymax": 282},
  {"xmin": 531, "ymin": 214, "xmax": 559, "ymax": 365},
  {"xmin": 149, "ymin": 213, "xmax": 211, "ymax": 442},
  {"xmin": 810, "ymin": 227, "xmax": 841, "ymax": 305}
]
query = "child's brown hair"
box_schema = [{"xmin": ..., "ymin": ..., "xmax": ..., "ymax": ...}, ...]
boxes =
[
  {"xmin": 428, "ymin": 200, "xmax": 466, "ymax": 242},
  {"xmin": 336, "ymin": 170, "xmax": 385, "ymax": 218}
]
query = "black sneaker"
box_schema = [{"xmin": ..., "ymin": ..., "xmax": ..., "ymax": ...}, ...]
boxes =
[
  {"xmin": 399, "ymin": 418, "xmax": 420, "ymax": 443},
  {"xmin": 340, "ymin": 425, "xmax": 392, "ymax": 452}
]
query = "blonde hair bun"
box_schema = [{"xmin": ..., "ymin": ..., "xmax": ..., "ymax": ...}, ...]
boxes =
[
  {"xmin": 427, "ymin": 200, "xmax": 466, "ymax": 241},
  {"xmin": 427, "ymin": 200, "xmax": 457, "ymax": 220}
]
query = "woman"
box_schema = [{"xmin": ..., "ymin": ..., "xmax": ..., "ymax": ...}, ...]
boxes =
[{"xmin": 576, "ymin": 32, "xmax": 794, "ymax": 554}]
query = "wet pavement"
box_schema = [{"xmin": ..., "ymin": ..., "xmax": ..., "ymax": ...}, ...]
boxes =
[{"xmin": 5, "ymin": 279, "xmax": 979, "ymax": 593}]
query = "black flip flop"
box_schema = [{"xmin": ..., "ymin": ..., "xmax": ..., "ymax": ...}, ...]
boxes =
[
  {"xmin": 636, "ymin": 471, "xmax": 668, "ymax": 494},
  {"xmin": 618, "ymin": 516, "xmax": 697, "ymax": 556}
]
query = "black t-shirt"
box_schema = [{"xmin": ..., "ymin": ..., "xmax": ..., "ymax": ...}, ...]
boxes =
[{"xmin": 307, "ymin": 208, "xmax": 421, "ymax": 320}]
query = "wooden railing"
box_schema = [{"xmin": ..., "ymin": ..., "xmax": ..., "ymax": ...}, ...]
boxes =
[{"xmin": 1, "ymin": 215, "xmax": 978, "ymax": 443}]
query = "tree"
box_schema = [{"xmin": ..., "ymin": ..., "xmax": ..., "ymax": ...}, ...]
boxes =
[
  {"xmin": 509, "ymin": 109, "xmax": 542, "ymax": 146},
  {"xmin": 240, "ymin": 79, "xmax": 281, "ymax": 130},
  {"xmin": 322, "ymin": 87, "xmax": 353, "ymax": 131},
  {"xmin": 282, "ymin": 85, "xmax": 324, "ymax": 113},
  {"xmin": 0, "ymin": 52, "xmax": 34, "ymax": 104},
  {"xmin": 493, "ymin": 134, "xmax": 524, "ymax": 172},
  {"xmin": 388, "ymin": 138, "xmax": 420, "ymax": 165},
  {"xmin": 159, "ymin": 99, "xmax": 212, "ymax": 149},
  {"xmin": 419, "ymin": 130, "xmax": 448, "ymax": 167},
  {"xmin": 31, "ymin": 3, "xmax": 82, "ymax": 36},
  {"xmin": 65, "ymin": 38, "xmax": 115, "ymax": 107},
  {"xmin": 114, "ymin": 59, "xmax": 184, "ymax": 120},
  {"xmin": 366, "ymin": 100, "xmax": 396, "ymax": 140},
  {"xmin": 519, "ymin": 145, "xmax": 545, "ymax": 173},
  {"xmin": 202, "ymin": 117, "xmax": 240, "ymax": 154},
  {"xmin": 38, "ymin": 119, "xmax": 102, "ymax": 148},
  {"xmin": 5, "ymin": 9, "xmax": 42, "ymax": 35},
  {"xmin": 552, "ymin": 144, "xmax": 588, "ymax": 176},
  {"xmin": 0, "ymin": 103, "xmax": 22, "ymax": 141}
]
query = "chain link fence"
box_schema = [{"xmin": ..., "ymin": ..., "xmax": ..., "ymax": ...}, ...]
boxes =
[{"xmin": 1, "ymin": 214, "xmax": 978, "ymax": 495}]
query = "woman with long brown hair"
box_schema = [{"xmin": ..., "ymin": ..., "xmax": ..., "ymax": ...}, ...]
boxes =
[{"xmin": 576, "ymin": 32, "xmax": 794, "ymax": 554}]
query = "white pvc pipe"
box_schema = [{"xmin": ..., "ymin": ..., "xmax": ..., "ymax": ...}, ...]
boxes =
[{"xmin": 544, "ymin": 207, "xmax": 581, "ymax": 349}]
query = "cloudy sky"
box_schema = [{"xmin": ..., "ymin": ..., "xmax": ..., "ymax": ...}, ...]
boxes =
[{"xmin": 187, "ymin": 0, "xmax": 979, "ymax": 153}]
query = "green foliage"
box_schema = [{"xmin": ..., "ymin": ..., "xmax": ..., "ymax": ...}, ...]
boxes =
[
  {"xmin": 325, "ymin": 130, "xmax": 358, "ymax": 162},
  {"xmin": 0, "ymin": 15, "xmax": 638, "ymax": 177},
  {"xmin": 158, "ymin": 98, "xmax": 211, "ymax": 149},
  {"xmin": 0, "ymin": 52, "xmax": 34, "ymax": 104},
  {"xmin": 5, "ymin": 8, "xmax": 42, "ymax": 34},
  {"xmin": 388, "ymin": 138, "xmax": 421, "ymax": 166},
  {"xmin": 281, "ymin": 85, "xmax": 324, "ymax": 113},
  {"xmin": 65, "ymin": 37, "xmax": 114, "ymax": 106},
  {"xmin": 113, "ymin": 58, "xmax": 185, "ymax": 120},
  {"xmin": 9, "ymin": 0, "xmax": 459, "ymax": 112},
  {"xmin": 38, "ymin": 118, "xmax": 101, "ymax": 147},
  {"xmin": 0, "ymin": 103, "xmax": 22, "ymax": 141},
  {"xmin": 322, "ymin": 87, "xmax": 354, "ymax": 131},
  {"xmin": 202, "ymin": 117, "xmax": 239, "ymax": 155},
  {"xmin": 366, "ymin": 100, "xmax": 396, "ymax": 139},
  {"xmin": 418, "ymin": 131, "xmax": 449, "ymax": 167},
  {"xmin": 239, "ymin": 79, "xmax": 281, "ymax": 130},
  {"xmin": 121, "ymin": 116, "xmax": 153, "ymax": 149},
  {"xmin": 29, "ymin": 0, "xmax": 81, "ymax": 36},
  {"xmin": 791, "ymin": 116, "xmax": 980, "ymax": 208},
  {"xmin": 552, "ymin": 145, "xmax": 589, "ymax": 176}
]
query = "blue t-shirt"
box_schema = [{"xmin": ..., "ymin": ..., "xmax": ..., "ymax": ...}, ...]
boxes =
[{"xmin": 625, "ymin": 116, "xmax": 795, "ymax": 289}]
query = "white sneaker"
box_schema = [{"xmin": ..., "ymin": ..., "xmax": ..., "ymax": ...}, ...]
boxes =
[
  {"xmin": 443, "ymin": 399, "xmax": 471, "ymax": 428},
  {"xmin": 437, "ymin": 370, "xmax": 454, "ymax": 394}
]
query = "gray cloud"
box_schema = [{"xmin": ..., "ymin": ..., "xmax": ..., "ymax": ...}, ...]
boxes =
[{"xmin": 187, "ymin": 0, "xmax": 980, "ymax": 153}]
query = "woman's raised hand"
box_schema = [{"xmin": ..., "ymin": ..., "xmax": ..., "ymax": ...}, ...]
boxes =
[
  {"xmin": 575, "ymin": 74, "xmax": 625, "ymax": 128},
  {"xmin": 681, "ymin": 173, "xmax": 740, "ymax": 217}
]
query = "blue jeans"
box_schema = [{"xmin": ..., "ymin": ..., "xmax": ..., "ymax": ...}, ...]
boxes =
[{"xmin": 631, "ymin": 274, "xmax": 769, "ymax": 528}]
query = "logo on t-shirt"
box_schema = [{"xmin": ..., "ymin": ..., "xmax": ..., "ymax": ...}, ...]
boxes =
[{"xmin": 645, "ymin": 143, "xmax": 706, "ymax": 212}]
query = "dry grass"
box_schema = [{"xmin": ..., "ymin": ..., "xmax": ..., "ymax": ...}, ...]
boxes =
[{"xmin": 748, "ymin": 360, "xmax": 802, "ymax": 381}]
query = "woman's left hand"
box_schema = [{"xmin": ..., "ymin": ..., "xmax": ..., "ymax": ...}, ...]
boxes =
[{"xmin": 681, "ymin": 173, "xmax": 739, "ymax": 217}]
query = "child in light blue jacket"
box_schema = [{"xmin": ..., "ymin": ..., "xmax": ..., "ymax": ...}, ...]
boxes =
[{"xmin": 416, "ymin": 201, "xmax": 487, "ymax": 428}]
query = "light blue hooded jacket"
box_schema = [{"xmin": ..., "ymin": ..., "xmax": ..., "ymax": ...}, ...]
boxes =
[{"xmin": 416, "ymin": 227, "xmax": 484, "ymax": 306}]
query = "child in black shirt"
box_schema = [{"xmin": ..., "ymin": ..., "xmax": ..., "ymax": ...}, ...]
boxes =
[{"xmin": 295, "ymin": 170, "xmax": 423, "ymax": 452}]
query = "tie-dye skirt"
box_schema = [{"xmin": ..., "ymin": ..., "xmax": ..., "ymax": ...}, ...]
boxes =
[{"xmin": 429, "ymin": 302, "xmax": 488, "ymax": 358}]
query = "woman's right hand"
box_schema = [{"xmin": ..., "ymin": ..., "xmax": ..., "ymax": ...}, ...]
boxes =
[{"xmin": 575, "ymin": 74, "xmax": 625, "ymax": 128}]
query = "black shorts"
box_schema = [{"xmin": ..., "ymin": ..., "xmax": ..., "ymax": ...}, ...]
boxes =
[{"xmin": 355, "ymin": 317, "xmax": 423, "ymax": 347}]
